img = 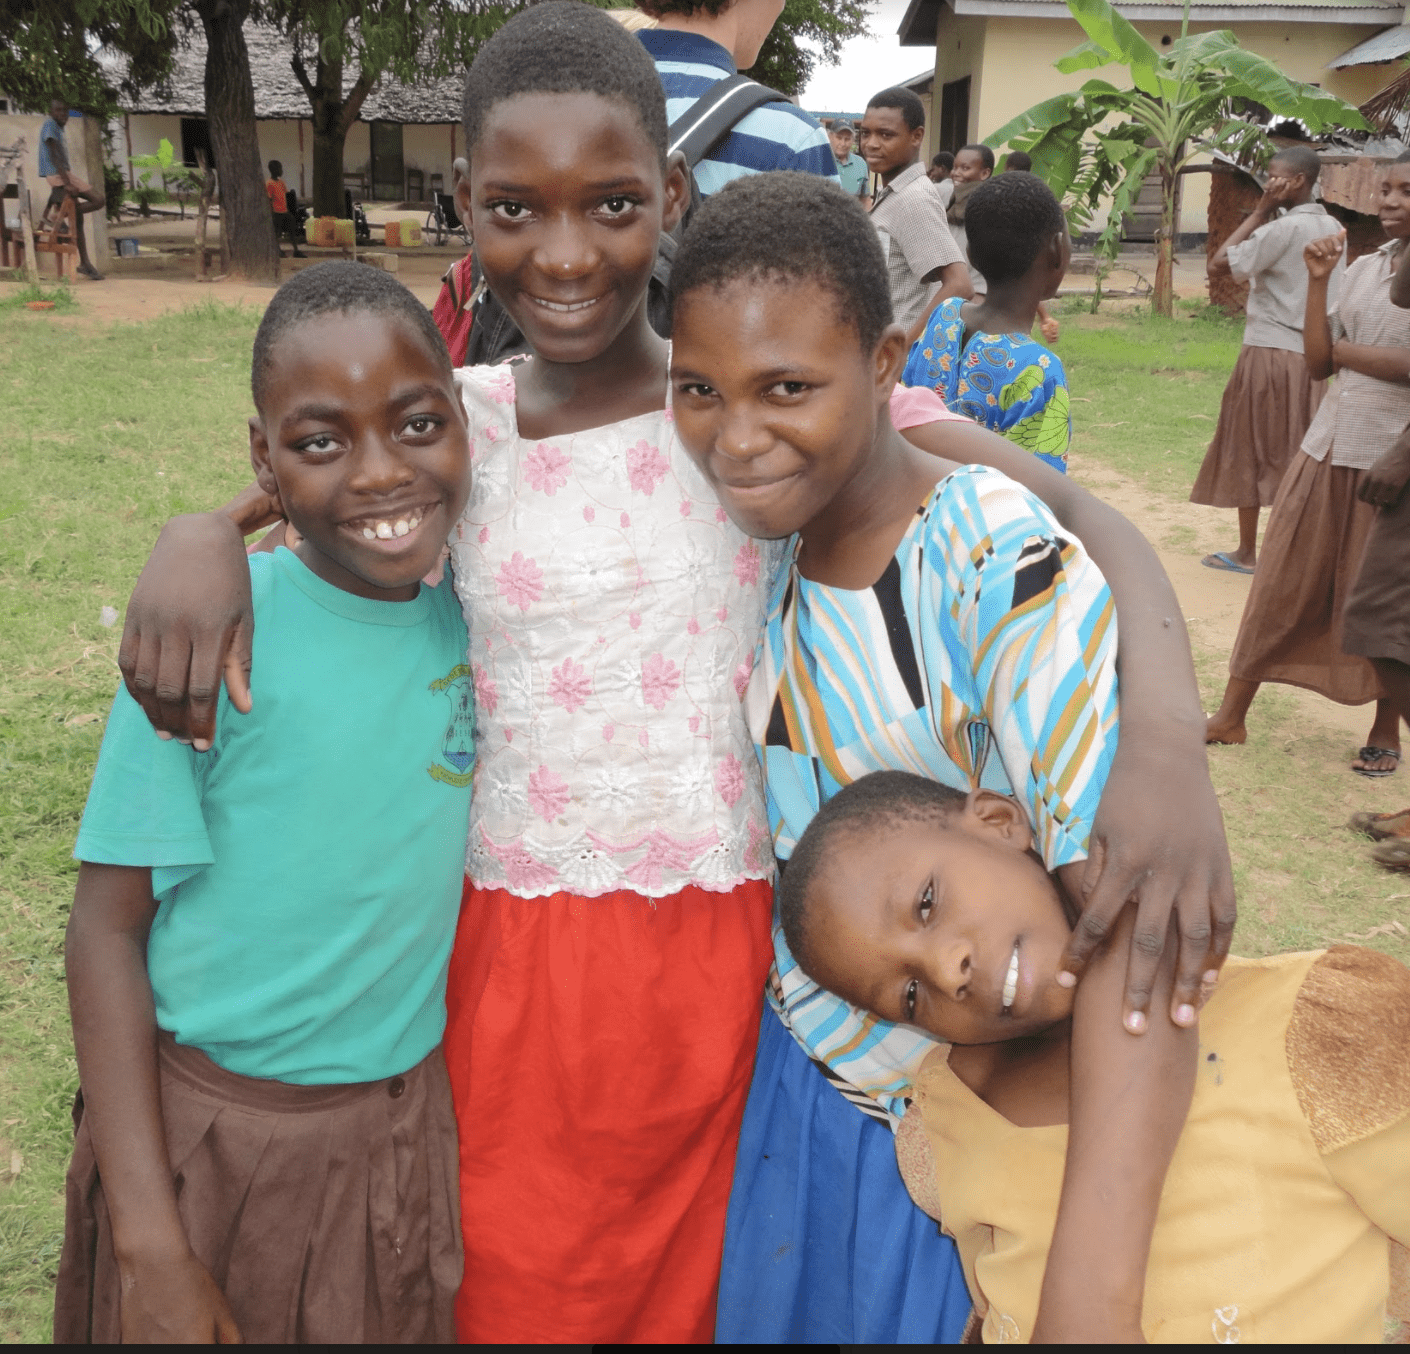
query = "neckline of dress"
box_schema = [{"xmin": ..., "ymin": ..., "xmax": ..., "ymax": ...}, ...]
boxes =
[{"xmin": 493, "ymin": 356, "xmax": 672, "ymax": 444}]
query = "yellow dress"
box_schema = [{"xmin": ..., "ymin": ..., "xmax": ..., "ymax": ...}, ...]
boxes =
[{"xmin": 895, "ymin": 948, "xmax": 1410, "ymax": 1343}]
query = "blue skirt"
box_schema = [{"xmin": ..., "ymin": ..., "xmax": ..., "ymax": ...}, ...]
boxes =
[{"xmin": 716, "ymin": 1007, "xmax": 973, "ymax": 1343}]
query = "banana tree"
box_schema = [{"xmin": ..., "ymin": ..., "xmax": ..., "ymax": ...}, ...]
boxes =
[{"xmin": 986, "ymin": 0, "xmax": 1368, "ymax": 315}]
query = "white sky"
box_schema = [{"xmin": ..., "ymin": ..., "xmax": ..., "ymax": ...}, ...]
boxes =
[{"xmin": 798, "ymin": 0, "xmax": 934, "ymax": 116}]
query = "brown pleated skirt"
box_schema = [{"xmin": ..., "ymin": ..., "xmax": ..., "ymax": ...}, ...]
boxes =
[
  {"xmin": 1343, "ymin": 481, "xmax": 1410, "ymax": 667},
  {"xmin": 1229, "ymin": 450, "xmax": 1384, "ymax": 705},
  {"xmin": 54, "ymin": 1033, "xmax": 462, "ymax": 1345},
  {"xmin": 1190, "ymin": 345, "xmax": 1325, "ymax": 509}
]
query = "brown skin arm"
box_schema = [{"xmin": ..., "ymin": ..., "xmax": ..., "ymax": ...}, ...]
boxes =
[
  {"xmin": 66, "ymin": 863, "xmax": 243, "ymax": 1342},
  {"xmin": 1032, "ymin": 902, "xmax": 1193, "ymax": 1342},
  {"xmin": 117, "ymin": 484, "xmax": 282, "ymax": 749},
  {"xmin": 1302, "ymin": 231, "xmax": 1346, "ymax": 381},
  {"xmin": 908, "ymin": 262, "xmax": 975, "ymax": 345},
  {"xmin": 1207, "ymin": 175, "xmax": 1300, "ymax": 280},
  {"xmin": 902, "ymin": 418, "xmax": 1235, "ymax": 1025},
  {"xmin": 1332, "ymin": 340, "xmax": 1410, "ymax": 385}
]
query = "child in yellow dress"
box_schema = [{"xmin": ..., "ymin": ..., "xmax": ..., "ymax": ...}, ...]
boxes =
[{"xmin": 779, "ymin": 770, "xmax": 1410, "ymax": 1344}]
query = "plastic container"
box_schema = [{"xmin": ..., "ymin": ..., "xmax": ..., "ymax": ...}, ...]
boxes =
[
  {"xmin": 333, "ymin": 218, "xmax": 356, "ymax": 247},
  {"xmin": 310, "ymin": 216, "xmax": 337, "ymax": 248},
  {"xmin": 116, "ymin": 237, "xmax": 139, "ymax": 258},
  {"xmin": 401, "ymin": 219, "xmax": 422, "ymax": 247},
  {"xmin": 383, "ymin": 220, "xmax": 401, "ymax": 248}
]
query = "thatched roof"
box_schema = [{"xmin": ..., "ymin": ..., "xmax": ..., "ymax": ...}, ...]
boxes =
[{"xmin": 103, "ymin": 19, "xmax": 463, "ymax": 124}]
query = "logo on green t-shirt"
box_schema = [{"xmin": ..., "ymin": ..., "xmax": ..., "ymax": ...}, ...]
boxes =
[{"xmin": 428, "ymin": 663, "xmax": 475, "ymax": 787}]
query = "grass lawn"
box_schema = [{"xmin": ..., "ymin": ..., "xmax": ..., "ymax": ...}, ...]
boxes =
[{"xmin": 1, "ymin": 293, "xmax": 1407, "ymax": 1339}]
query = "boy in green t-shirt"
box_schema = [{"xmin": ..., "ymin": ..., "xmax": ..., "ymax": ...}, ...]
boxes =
[{"xmin": 55, "ymin": 263, "xmax": 473, "ymax": 1344}]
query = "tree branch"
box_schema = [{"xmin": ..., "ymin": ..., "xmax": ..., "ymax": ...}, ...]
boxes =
[
  {"xmin": 335, "ymin": 66, "xmax": 376, "ymax": 139},
  {"xmin": 290, "ymin": 45, "xmax": 317, "ymax": 102}
]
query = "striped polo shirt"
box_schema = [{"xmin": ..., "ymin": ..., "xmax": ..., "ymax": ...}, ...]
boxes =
[{"xmin": 637, "ymin": 29, "xmax": 839, "ymax": 197}]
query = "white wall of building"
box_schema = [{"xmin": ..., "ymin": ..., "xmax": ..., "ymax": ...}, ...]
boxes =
[{"xmin": 2, "ymin": 103, "xmax": 108, "ymax": 261}]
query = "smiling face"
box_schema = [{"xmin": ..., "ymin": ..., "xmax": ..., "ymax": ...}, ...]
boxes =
[
  {"xmin": 860, "ymin": 104, "xmax": 923, "ymax": 179},
  {"xmin": 801, "ymin": 792, "xmax": 1077, "ymax": 1045},
  {"xmin": 670, "ymin": 277, "xmax": 902, "ymax": 540},
  {"xmin": 455, "ymin": 91, "xmax": 686, "ymax": 367},
  {"xmin": 951, "ymin": 148, "xmax": 992, "ymax": 184},
  {"xmin": 250, "ymin": 311, "xmax": 470, "ymax": 602},
  {"xmin": 1379, "ymin": 161, "xmax": 1410, "ymax": 240}
]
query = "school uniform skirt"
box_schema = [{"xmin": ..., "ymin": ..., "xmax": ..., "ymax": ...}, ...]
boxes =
[
  {"xmin": 1191, "ymin": 345, "xmax": 1325, "ymax": 510},
  {"xmin": 1229, "ymin": 450, "xmax": 1384, "ymax": 705},
  {"xmin": 54, "ymin": 1033, "xmax": 462, "ymax": 1344},
  {"xmin": 443, "ymin": 876, "xmax": 773, "ymax": 1344},
  {"xmin": 715, "ymin": 1007, "xmax": 973, "ymax": 1343},
  {"xmin": 1343, "ymin": 483, "xmax": 1410, "ymax": 669}
]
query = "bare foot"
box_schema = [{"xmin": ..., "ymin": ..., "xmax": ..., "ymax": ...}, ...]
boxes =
[{"xmin": 1205, "ymin": 714, "xmax": 1247, "ymax": 745}]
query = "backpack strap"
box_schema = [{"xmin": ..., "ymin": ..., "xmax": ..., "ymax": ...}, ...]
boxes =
[{"xmin": 667, "ymin": 73, "xmax": 787, "ymax": 168}]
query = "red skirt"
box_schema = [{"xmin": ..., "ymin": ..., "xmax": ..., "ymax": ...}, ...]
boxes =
[{"xmin": 443, "ymin": 876, "xmax": 774, "ymax": 1343}]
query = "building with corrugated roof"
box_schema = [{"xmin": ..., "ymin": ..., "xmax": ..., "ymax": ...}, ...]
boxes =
[{"xmin": 894, "ymin": 0, "xmax": 1407, "ymax": 233}]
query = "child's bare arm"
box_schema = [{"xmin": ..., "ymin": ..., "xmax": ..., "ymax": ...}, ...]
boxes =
[
  {"xmin": 1302, "ymin": 232, "xmax": 1345, "ymax": 380},
  {"xmin": 66, "ymin": 863, "xmax": 242, "ymax": 1343},
  {"xmin": 1330, "ymin": 340, "xmax": 1410, "ymax": 385},
  {"xmin": 902, "ymin": 419, "xmax": 1236, "ymax": 1026}
]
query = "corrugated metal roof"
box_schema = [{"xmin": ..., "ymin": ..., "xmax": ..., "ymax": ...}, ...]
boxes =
[
  {"xmin": 1329, "ymin": 22, "xmax": 1410, "ymax": 64},
  {"xmin": 101, "ymin": 19, "xmax": 463, "ymax": 123}
]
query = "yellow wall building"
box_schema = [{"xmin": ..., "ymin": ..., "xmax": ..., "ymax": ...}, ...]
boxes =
[{"xmin": 897, "ymin": 0, "xmax": 1404, "ymax": 232}]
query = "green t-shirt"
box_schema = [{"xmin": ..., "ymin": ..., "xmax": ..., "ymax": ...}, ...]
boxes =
[
  {"xmin": 834, "ymin": 153, "xmax": 869, "ymax": 198},
  {"xmin": 75, "ymin": 548, "xmax": 473, "ymax": 1084}
]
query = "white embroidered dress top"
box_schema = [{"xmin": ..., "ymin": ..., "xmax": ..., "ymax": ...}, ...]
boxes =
[{"xmin": 449, "ymin": 363, "xmax": 781, "ymax": 899}]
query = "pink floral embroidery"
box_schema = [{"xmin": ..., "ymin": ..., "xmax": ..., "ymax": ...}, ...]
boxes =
[
  {"xmin": 473, "ymin": 664, "xmax": 499, "ymax": 718},
  {"xmin": 687, "ymin": 617, "xmax": 700, "ymax": 635},
  {"xmin": 496, "ymin": 551, "xmax": 544, "ymax": 611},
  {"xmin": 602, "ymin": 723, "xmax": 615, "ymax": 742},
  {"xmin": 484, "ymin": 424, "xmax": 499, "ymax": 443},
  {"xmin": 717, "ymin": 605, "xmax": 729, "ymax": 623},
  {"xmin": 548, "ymin": 657, "xmax": 592, "ymax": 713},
  {"xmin": 626, "ymin": 440, "xmax": 669, "ymax": 495},
  {"xmin": 733, "ymin": 541, "xmax": 761, "ymax": 587},
  {"xmin": 716, "ymin": 507, "xmax": 728, "ymax": 524},
  {"xmin": 733, "ymin": 651, "xmax": 754, "ymax": 701},
  {"xmin": 745, "ymin": 819, "xmax": 774, "ymax": 873},
  {"xmin": 688, "ymin": 714, "xmax": 701, "ymax": 733},
  {"xmin": 618, "ymin": 829, "xmax": 717, "ymax": 892},
  {"xmin": 528, "ymin": 765, "xmax": 571, "ymax": 822},
  {"xmin": 641, "ymin": 653, "xmax": 681, "ymax": 710},
  {"xmin": 482, "ymin": 832, "xmax": 557, "ymax": 892},
  {"xmin": 680, "ymin": 498, "xmax": 692, "ymax": 518},
  {"xmin": 583, "ymin": 505, "xmax": 595, "ymax": 523},
  {"xmin": 478, "ymin": 525, "xmax": 490, "ymax": 545},
  {"xmin": 715, "ymin": 754, "xmax": 745, "ymax": 808},
  {"xmin": 638, "ymin": 729, "xmax": 649, "ymax": 750},
  {"xmin": 629, "ymin": 612, "xmax": 641, "ymax": 630},
  {"xmin": 485, "ymin": 370, "xmax": 516, "ymax": 404},
  {"xmin": 504, "ymin": 727, "xmax": 514, "ymax": 743},
  {"xmin": 620, "ymin": 511, "xmax": 631, "ymax": 528},
  {"xmin": 525, "ymin": 442, "xmax": 571, "ymax": 496}
]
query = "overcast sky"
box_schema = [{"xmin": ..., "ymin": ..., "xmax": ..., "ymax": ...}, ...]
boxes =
[{"xmin": 798, "ymin": 0, "xmax": 933, "ymax": 115}]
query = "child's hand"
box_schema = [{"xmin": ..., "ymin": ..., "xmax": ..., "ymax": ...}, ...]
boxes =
[
  {"xmin": 1304, "ymin": 230, "xmax": 1346, "ymax": 281},
  {"xmin": 1040, "ymin": 313, "xmax": 1060, "ymax": 345},
  {"xmin": 119, "ymin": 1249, "xmax": 243, "ymax": 1343},
  {"xmin": 1059, "ymin": 732, "xmax": 1236, "ymax": 1032}
]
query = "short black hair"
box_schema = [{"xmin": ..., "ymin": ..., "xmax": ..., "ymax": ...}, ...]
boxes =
[
  {"xmin": 670, "ymin": 170, "xmax": 894, "ymax": 354},
  {"xmin": 963, "ymin": 171, "xmax": 1066, "ymax": 286},
  {"xmin": 461, "ymin": 2, "xmax": 668, "ymax": 169},
  {"xmin": 636, "ymin": 0, "xmax": 730, "ymax": 15},
  {"xmin": 958, "ymin": 143, "xmax": 995, "ymax": 172},
  {"xmin": 867, "ymin": 86, "xmax": 925, "ymax": 132},
  {"xmin": 1268, "ymin": 145, "xmax": 1320, "ymax": 185},
  {"xmin": 931, "ymin": 151, "xmax": 954, "ymax": 171},
  {"xmin": 268, "ymin": 159, "xmax": 283, "ymax": 178},
  {"xmin": 779, "ymin": 773, "xmax": 967, "ymax": 977},
  {"xmin": 250, "ymin": 261, "xmax": 451, "ymax": 411},
  {"xmin": 1005, "ymin": 150, "xmax": 1032, "ymax": 173}
]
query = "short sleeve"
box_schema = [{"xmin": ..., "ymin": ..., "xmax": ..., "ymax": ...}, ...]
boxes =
[
  {"xmin": 75, "ymin": 684, "xmax": 214, "ymax": 886},
  {"xmin": 901, "ymin": 296, "xmax": 965, "ymax": 398},
  {"xmin": 889, "ymin": 383, "xmax": 965, "ymax": 429},
  {"xmin": 932, "ymin": 470, "xmax": 1119, "ymax": 868},
  {"xmin": 1224, "ymin": 215, "xmax": 1293, "ymax": 284},
  {"xmin": 898, "ymin": 188, "xmax": 964, "ymax": 280}
]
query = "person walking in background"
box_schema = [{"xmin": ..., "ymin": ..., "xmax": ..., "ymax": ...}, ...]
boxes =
[
  {"xmin": 902, "ymin": 173, "xmax": 1072, "ymax": 470},
  {"xmin": 946, "ymin": 142, "xmax": 994, "ymax": 294},
  {"xmin": 928, "ymin": 150, "xmax": 955, "ymax": 206},
  {"xmin": 38, "ymin": 96, "xmax": 104, "ymax": 281},
  {"xmin": 633, "ymin": 0, "xmax": 839, "ymax": 194},
  {"xmin": 1195, "ymin": 147, "xmax": 1337, "ymax": 574},
  {"xmin": 1206, "ymin": 156, "xmax": 1410, "ymax": 779},
  {"xmin": 265, "ymin": 161, "xmax": 306, "ymax": 260},
  {"xmin": 828, "ymin": 120, "xmax": 869, "ymax": 200},
  {"xmin": 861, "ymin": 87, "xmax": 970, "ymax": 342}
]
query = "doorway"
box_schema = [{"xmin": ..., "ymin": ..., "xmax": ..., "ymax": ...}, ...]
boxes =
[
  {"xmin": 370, "ymin": 121, "xmax": 405, "ymax": 201},
  {"xmin": 939, "ymin": 78, "xmax": 971, "ymax": 154}
]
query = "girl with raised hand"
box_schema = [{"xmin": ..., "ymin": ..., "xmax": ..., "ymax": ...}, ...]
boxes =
[{"xmin": 115, "ymin": 16, "xmax": 1228, "ymax": 1341}]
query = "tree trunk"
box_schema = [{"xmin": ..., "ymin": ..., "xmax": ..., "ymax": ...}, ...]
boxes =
[
  {"xmin": 193, "ymin": 0, "xmax": 277, "ymax": 283},
  {"xmin": 1152, "ymin": 160, "xmax": 1177, "ymax": 318},
  {"xmin": 293, "ymin": 39, "xmax": 375, "ymax": 218}
]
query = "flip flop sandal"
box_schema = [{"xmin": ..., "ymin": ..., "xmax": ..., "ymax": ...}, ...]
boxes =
[
  {"xmin": 1348, "ymin": 807, "xmax": 1410, "ymax": 839},
  {"xmin": 1353, "ymin": 746, "xmax": 1401, "ymax": 778},
  {"xmin": 1371, "ymin": 837, "xmax": 1410, "ymax": 869},
  {"xmin": 1201, "ymin": 551, "xmax": 1255, "ymax": 575}
]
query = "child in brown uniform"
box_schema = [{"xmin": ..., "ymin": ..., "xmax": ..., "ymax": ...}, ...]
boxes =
[
  {"xmin": 782, "ymin": 771, "xmax": 1410, "ymax": 1344},
  {"xmin": 1206, "ymin": 155, "xmax": 1410, "ymax": 778},
  {"xmin": 1195, "ymin": 146, "xmax": 1339, "ymax": 574}
]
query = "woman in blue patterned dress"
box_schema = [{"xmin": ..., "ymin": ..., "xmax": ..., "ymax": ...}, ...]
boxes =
[
  {"xmin": 668, "ymin": 174, "xmax": 1234, "ymax": 1343},
  {"xmin": 904, "ymin": 173, "xmax": 1072, "ymax": 472}
]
